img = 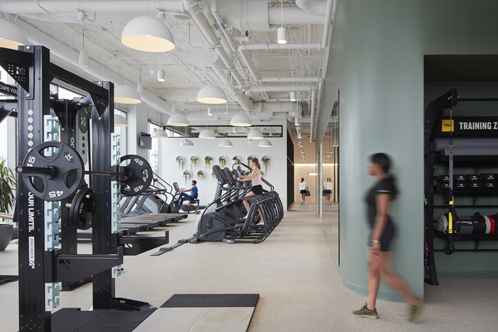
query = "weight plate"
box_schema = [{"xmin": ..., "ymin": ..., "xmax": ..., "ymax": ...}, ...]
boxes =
[
  {"xmin": 437, "ymin": 214, "xmax": 448, "ymax": 233},
  {"xmin": 490, "ymin": 216, "xmax": 495, "ymax": 234},
  {"xmin": 21, "ymin": 141, "xmax": 84, "ymax": 201},
  {"xmin": 70, "ymin": 187, "xmax": 94, "ymax": 230},
  {"xmin": 483, "ymin": 215, "xmax": 491, "ymax": 234},
  {"xmin": 120, "ymin": 155, "xmax": 153, "ymax": 196}
]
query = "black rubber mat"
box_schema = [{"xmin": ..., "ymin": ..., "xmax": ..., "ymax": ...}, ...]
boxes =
[
  {"xmin": 51, "ymin": 308, "xmax": 156, "ymax": 332},
  {"xmin": 160, "ymin": 294, "xmax": 260, "ymax": 308}
]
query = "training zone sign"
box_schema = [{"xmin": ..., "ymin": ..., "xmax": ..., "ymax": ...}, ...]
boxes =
[{"xmin": 441, "ymin": 117, "xmax": 498, "ymax": 137}]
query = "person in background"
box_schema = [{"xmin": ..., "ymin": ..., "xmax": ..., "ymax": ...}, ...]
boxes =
[
  {"xmin": 352, "ymin": 153, "xmax": 424, "ymax": 322},
  {"xmin": 178, "ymin": 180, "xmax": 198, "ymax": 208},
  {"xmin": 299, "ymin": 178, "xmax": 307, "ymax": 205},
  {"xmin": 237, "ymin": 158, "xmax": 264, "ymax": 223}
]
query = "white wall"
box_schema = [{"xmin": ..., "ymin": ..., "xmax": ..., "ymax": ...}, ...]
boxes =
[{"xmin": 158, "ymin": 121, "xmax": 288, "ymax": 208}]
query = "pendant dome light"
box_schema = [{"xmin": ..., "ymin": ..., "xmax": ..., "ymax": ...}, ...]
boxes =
[
  {"xmin": 197, "ymin": 85, "xmax": 227, "ymax": 104},
  {"xmin": 180, "ymin": 138, "xmax": 194, "ymax": 147},
  {"xmin": 121, "ymin": 16, "xmax": 175, "ymax": 52},
  {"xmin": 114, "ymin": 85, "xmax": 142, "ymax": 104},
  {"xmin": 0, "ymin": 19, "xmax": 29, "ymax": 50},
  {"xmin": 199, "ymin": 129, "xmax": 216, "ymax": 139},
  {"xmin": 151, "ymin": 127, "xmax": 168, "ymax": 138},
  {"xmin": 167, "ymin": 113, "xmax": 189, "ymax": 126},
  {"xmin": 247, "ymin": 129, "xmax": 264, "ymax": 139},
  {"xmin": 230, "ymin": 113, "xmax": 251, "ymax": 127},
  {"xmin": 259, "ymin": 139, "xmax": 272, "ymax": 147},
  {"xmin": 277, "ymin": 0, "xmax": 287, "ymax": 44},
  {"xmin": 114, "ymin": 114, "xmax": 128, "ymax": 127},
  {"xmin": 219, "ymin": 139, "xmax": 233, "ymax": 147}
]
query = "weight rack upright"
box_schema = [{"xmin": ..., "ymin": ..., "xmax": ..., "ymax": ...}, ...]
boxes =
[{"xmin": 0, "ymin": 45, "xmax": 168, "ymax": 332}]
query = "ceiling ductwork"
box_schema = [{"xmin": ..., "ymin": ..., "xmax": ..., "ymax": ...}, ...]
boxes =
[{"xmin": 295, "ymin": 0, "xmax": 327, "ymax": 16}]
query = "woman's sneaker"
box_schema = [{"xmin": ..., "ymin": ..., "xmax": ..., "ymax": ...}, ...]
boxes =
[
  {"xmin": 408, "ymin": 300, "xmax": 425, "ymax": 323},
  {"xmin": 352, "ymin": 303, "xmax": 378, "ymax": 319}
]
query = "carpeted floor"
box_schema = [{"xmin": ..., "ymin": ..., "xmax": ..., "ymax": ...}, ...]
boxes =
[{"xmin": 1, "ymin": 204, "xmax": 497, "ymax": 331}]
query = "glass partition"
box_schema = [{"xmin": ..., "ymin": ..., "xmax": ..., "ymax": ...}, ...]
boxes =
[{"xmin": 322, "ymin": 91, "xmax": 340, "ymax": 264}]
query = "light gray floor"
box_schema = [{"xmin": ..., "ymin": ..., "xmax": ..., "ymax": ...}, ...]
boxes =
[{"xmin": 1, "ymin": 204, "xmax": 498, "ymax": 331}]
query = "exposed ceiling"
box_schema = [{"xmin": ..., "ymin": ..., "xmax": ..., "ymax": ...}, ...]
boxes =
[{"xmin": 0, "ymin": 0, "xmax": 337, "ymax": 144}]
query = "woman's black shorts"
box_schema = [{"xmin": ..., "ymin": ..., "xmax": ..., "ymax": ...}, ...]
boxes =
[
  {"xmin": 368, "ymin": 221, "xmax": 396, "ymax": 252},
  {"xmin": 250, "ymin": 185, "xmax": 264, "ymax": 195},
  {"xmin": 300, "ymin": 189, "xmax": 307, "ymax": 194}
]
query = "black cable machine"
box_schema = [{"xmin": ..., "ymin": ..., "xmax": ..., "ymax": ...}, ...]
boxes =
[
  {"xmin": 0, "ymin": 45, "xmax": 169, "ymax": 331},
  {"xmin": 424, "ymin": 89, "xmax": 498, "ymax": 285}
]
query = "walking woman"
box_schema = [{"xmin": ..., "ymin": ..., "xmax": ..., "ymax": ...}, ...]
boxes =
[
  {"xmin": 352, "ymin": 153, "xmax": 424, "ymax": 322},
  {"xmin": 298, "ymin": 178, "xmax": 307, "ymax": 205},
  {"xmin": 237, "ymin": 158, "xmax": 264, "ymax": 223}
]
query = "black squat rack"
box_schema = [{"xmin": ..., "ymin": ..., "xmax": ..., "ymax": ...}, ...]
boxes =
[
  {"xmin": 424, "ymin": 89, "xmax": 498, "ymax": 285},
  {"xmin": 0, "ymin": 45, "xmax": 168, "ymax": 331}
]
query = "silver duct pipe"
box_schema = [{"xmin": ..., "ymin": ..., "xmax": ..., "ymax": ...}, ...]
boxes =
[
  {"xmin": 260, "ymin": 77, "xmax": 323, "ymax": 83},
  {"xmin": 14, "ymin": 19, "xmax": 173, "ymax": 114},
  {"xmin": 0, "ymin": 1, "xmax": 185, "ymax": 14},
  {"xmin": 249, "ymin": 86, "xmax": 317, "ymax": 93},
  {"xmin": 322, "ymin": 0, "xmax": 337, "ymax": 48},
  {"xmin": 240, "ymin": 43, "xmax": 322, "ymax": 51},
  {"xmin": 295, "ymin": 0, "xmax": 327, "ymax": 16},
  {"xmin": 268, "ymin": 7, "xmax": 324, "ymax": 25}
]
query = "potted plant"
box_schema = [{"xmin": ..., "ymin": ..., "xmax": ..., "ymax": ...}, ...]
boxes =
[
  {"xmin": 211, "ymin": 171, "xmax": 217, "ymax": 180},
  {"xmin": 204, "ymin": 156, "xmax": 213, "ymax": 169},
  {"xmin": 176, "ymin": 156, "xmax": 185, "ymax": 170},
  {"xmin": 261, "ymin": 155, "xmax": 270, "ymax": 173},
  {"xmin": 183, "ymin": 170, "xmax": 191, "ymax": 185},
  {"xmin": 247, "ymin": 155, "xmax": 255, "ymax": 165},
  {"xmin": 190, "ymin": 156, "xmax": 199, "ymax": 172},
  {"xmin": 197, "ymin": 170, "xmax": 205, "ymax": 179},
  {"xmin": 0, "ymin": 157, "xmax": 16, "ymax": 251},
  {"xmin": 219, "ymin": 155, "xmax": 227, "ymax": 168},
  {"xmin": 232, "ymin": 155, "xmax": 242, "ymax": 164}
]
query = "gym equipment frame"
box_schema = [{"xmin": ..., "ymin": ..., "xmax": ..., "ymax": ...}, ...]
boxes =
[
  {"xmin": 0, "ymin": 45, "xmax": 168, "ymax": 331},
  {"xmin": 424, "ymin": 89, "xmax": 498, "ymax": 285}
]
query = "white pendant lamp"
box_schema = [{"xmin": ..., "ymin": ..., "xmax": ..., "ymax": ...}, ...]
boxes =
[
  {"xmin": 197, "ymin": 85, "xmax": 227, "ymax": 104},
  {"xmin": 247, "ymin": 129, "xmax": 264, "ymax": 139},
  {"xmin": 167, "ymin": 113, "xmax": 189, "ymax": 126},
  {"xmin": 277, "ymin": 27, "xmax": 287, "ymax": 44},
  {"xmin": 152, "ymin": 127, "xmax": 168, "ymax": 138},
  {"xmin": 219, "ymin": 139, "xmax": 233, "ymax": 147},
  {"xmin": 259, "ymin": 139, "xmax": 272, "ymax": 147},
  {"xmin": 207, "ymin": 107, "xmax": 213, "ymax": 116},
  {"xmin": 297, "ymin": 132, "xmax": 302, "ymax": 139},
  {"xmin": 295, "ymin": 116, "xmax": 299, "ymax": 126},
  {"xmin": 114, "ymin": 85, "xmax": 142, "ymax": 104},
  {"xmin": 157, "ymin": 69, "xmax": 166, "ymax": 82},
  {"xmin": 114, "ymin": 114, "xmax": 128, "ymax": 127},
  {"xmin": 0, "ymin": 19, "xmax": 29, "ymax": 50},
  {"xmin": 137, "ymin": 82, "xmax": 145, "ymax": 95},
  {"xmin": 290, "ymin": 91, "xmax": 297, "ymax": 102},
  {"xmin": 199, "ymin": 129, "xmax": 216, "ymax": 139},
  {"xmin": 121, "ymin": 16, "xmax": 175, "ymax": 52},
  {"xmin": 78, "ymin": 49, "xmax": 90, "ymax": 68},
  {"xmin": 180, "ymin": 138, "xmax": 194, "ymax": 147},
  {"xmin": 230, "ymin": 113, "xmax": 251, "ymax": 127}
]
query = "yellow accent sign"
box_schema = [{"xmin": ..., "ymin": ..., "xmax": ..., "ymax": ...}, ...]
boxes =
[{"xmin": 442, "ymin": 119, "xmax": 455, "ymax": 132}]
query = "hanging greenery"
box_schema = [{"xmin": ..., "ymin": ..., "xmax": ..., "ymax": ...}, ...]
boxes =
[
  {"xmin": 204, "ymin": 156, "xmax": 213, "ymax": 169},
  {"xmin": 0, "ymin": 157, "xmax": 16, "ymax": 221},
  {"xmin": 232, "ymin": 155, "xmax": 242, "ymax": 164},
  {"xmin": 176, "ymin": 156, "xmax": 185, "ymax": 170},
  {"xmin": 211, "ymin": 171, "xmax": 217, "ymax": 180},
  {"xmin": 197, "ymin": 170, "xmax": 205, "ymax": 179},
  {"xmin": 247, "ymin": 155, "xmax": 255, "ymax": 165},
  {"xmin": 261, "ymin": 155, "xmax": 270, "ymax": 173},
  {"xmin": 219, "ymin": 155, "xmax": 227, "ymax": 168},
  {"xmin": 190, "ymin": 156, "xmax": 199, "ymax": 172},
  {"xmin": 183, "ymin": 170, "xmax": 191, "ymax": 185}
]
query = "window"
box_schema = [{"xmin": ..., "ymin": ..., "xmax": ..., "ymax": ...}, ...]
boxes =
[
  {"xmin": 148, "ymin": 122, "xmax": 161, "ymax": 175},
  {"xmin": 114, "ymin": 108, "xmax": 128, "ymax": 156}
]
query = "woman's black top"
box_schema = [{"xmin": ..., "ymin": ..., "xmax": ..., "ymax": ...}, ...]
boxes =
[{"xmin": 365, "ymin": 176, "xmax": 396, "ymax": 251}]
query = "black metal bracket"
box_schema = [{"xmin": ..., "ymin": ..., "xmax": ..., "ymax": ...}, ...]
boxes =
[
  {"xmin": 424, "ymin": 89, "xmax": 458, "ymax": 143},
  {"xmin": 0, "ymin": 46, "xmax": 34, "ymax": 95},
  {"xmin": 119, "ymin": 231, "xmax": 170, "ymax": 256},
  {"xmin": 45, "ymin": 246, "xmax": 124, "ymax": 283}
]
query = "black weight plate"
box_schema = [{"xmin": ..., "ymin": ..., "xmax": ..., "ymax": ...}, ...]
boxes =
[
  {"xmin": 21, "ymin": 141, "xmax": 84, "ymax": 201},
  {"xmin": 70, "ymin": 187, "xmax": 94, "ymax": 230},
  {"xmin": 120, "ymin": 155, "xmax": 153, "ymax": 196}
]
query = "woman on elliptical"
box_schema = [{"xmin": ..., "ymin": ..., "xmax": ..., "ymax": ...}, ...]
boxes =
[{"xmin": 237, "ymin": 158, "xmax": 264, "ymax": 223}]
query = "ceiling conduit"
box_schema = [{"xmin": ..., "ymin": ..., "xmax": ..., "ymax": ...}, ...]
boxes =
[
  {"xmin": 13, "ymin": 19, "xmax": 173, "ymax": 114},
  {"xmin": 249, "ymin": 86, "xmax": 317, "ymax": 93},
  {"xmin": 260, "ymin": 77, "xmax": 323, "ymax": 83}
]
